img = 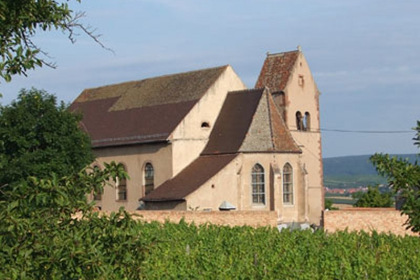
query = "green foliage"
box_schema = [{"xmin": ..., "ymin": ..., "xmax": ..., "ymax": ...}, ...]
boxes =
[
  {"xmin": 1, "ymin": 165, "xmax": 419, "ymax": 278},
  {"xmin": 371, "ymin": 121, "xmax": 420, "ymax": 232},
  {"xmin": 0, "ymin": 162, "xmax": 145, "ymax": 279},
  {"xmin": 0, "ymin": 0, "xmax": 106, "ymax": 83},
  {"xmin": 0, "ymin": 88, "xmax": 94, "ymax": 198},
  {"xmin": 325, "ymin": 198, "xmax": 338, "ymax": 210},
  {"xmin": 352, "ymin": 185, "xmax": 393, "ymax": 208}
]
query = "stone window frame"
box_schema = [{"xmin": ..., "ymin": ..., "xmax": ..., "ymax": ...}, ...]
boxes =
[
  {"xmin": 251, "ymin": 163, "xmax": 265, "ymax": 205},
  {"xmin": 144, "ymin": 162, "xmax": 155, "ymax": 196},
  {"xmin": 116, "ymin": 163, "xmax": 128, "ymax": 201},
  {"xmin": 283, "ymin": 163, "xmax": 294, "ymax": 205}
]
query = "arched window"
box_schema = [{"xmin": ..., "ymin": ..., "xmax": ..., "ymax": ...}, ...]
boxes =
[
  {"xmin": 144, "ymin": 163, "xmax": 154, "ymax": 195},
  {"xmin": 92, "ymin": 165, "xmax": 102, "ymax": 200},
  {"xmin": 283, "ymin": 163, "xmax": 293, "ymax": 204},
  {"xmin": 117, "ymin": 165, "xmax": 127, "ymax": 201},
  {"xmin": 296, "ymin": 111, "xmax": 303, "ymax": 131},
  {"xmin": 304, "ymin": 112, "xmax": 310, "ymax": 131},
  {"xmin": 251, "ymin": 164, "xmax": 265, "ymax": 205}
]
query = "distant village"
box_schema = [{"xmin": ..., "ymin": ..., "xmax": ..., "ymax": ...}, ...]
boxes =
[{"xmin": 324, "ymin": 186, "xmax": 368, "ymax": 195}]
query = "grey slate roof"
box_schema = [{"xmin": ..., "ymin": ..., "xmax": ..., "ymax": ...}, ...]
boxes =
[{"xmin": 201, "ymin": 88, "xmax": 301, "ymax": 155}]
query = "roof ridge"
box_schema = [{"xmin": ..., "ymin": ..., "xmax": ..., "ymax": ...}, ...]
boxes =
[
  {"xmin": 81, "ymin": 65, "xmax": 230, "ymax": 92},
  {"xmin": 228, "ymin": 87, "xmax": 265, "ymax": 94},
  {"xmin": 266, "ymin": 50, "xmax": 299, "ymax": 57},
  {"xmin": 264, "ymin": 89, "xmax": 276, "ymax": 151}
]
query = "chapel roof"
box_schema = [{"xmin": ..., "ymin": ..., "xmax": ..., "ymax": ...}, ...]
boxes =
[
  {"xmin": 201, "ymin": 87, "xmax": 301, "ymax": 155},
  {"xmin": 70, "ymin": 66, "xmax": 228, "ymax": 148},
  {"xmin": 255, "ymin": 50, "xmax": 299, "ymax": 91}
]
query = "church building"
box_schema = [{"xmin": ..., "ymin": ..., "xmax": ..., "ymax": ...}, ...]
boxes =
[{"xmin": 70, "ymin": 47, "xmax": 324, "ymax": 225}]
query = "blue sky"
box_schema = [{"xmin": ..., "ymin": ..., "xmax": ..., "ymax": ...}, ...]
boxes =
[{"xmin": 1, "ymin": 0, "xmax": 419, "ymax": 158}]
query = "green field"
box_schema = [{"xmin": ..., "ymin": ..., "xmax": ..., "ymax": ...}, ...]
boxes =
[
  {"xmin": 323, "ymin": 154, "xmax": 416, "ymax": 189},
  {"xmin": 324, "ymin": 174, "xmax": 386, "ymax": 189},
  {"xmin": 325, "ymin": 193, "xmax": 357, "ymax": 205}
]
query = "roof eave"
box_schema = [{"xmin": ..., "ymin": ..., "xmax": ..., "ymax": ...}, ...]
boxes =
[{"xmin": 92, "ymin": 139, "xmax": 169, "ymax": 149}]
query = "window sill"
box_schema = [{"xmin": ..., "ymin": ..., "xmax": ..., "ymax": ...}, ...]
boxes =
[
  {"xmin": 252, "ymin": 204, "xmax": 267, "ymax": 208},
  {"xmin": 283, "ymin": 204, "xmax": 295, "ymax": 207}
]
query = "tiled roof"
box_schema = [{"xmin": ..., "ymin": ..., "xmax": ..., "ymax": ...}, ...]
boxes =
[
  {"xmin": 255, "ymin": 50, "xmax": 299, "ymax": 91},
  {"xmin": 239, "ymin": 89, "xmax": 301, "ymax": 153},
  {"xmin": 142, "ymin": 154, "xmax": 238, "ymax": 202},
  {"xmin": 201, "ymin": 88, "xmax": 264, "ymax": 155},
  {"xmin": 201, "ymin": 88, "xmax": 301, "ymax": 155},
  {"xmin": 70, "ymin": 66, "xmax": 228, "ymax": 148},
  {"xmin": 265, "ymin": 92, "xmax": 302, "ymax": 153}
]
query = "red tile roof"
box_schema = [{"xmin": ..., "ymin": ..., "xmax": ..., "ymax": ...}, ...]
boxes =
[
  {"xmin": 255, "ymin": 50, "xmax": 299, "ymax": 91},
  {"xmin": 266, "ymin": 92, "xmax": 301, "ymax": 153}
]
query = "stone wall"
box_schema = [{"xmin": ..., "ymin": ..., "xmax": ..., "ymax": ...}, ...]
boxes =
[
  {"xmin": 323, "ymin": 208, "xmax": 418, "ymax": 236},
  {"xmin": 131, "ymin": 210, "xmax": 278, "ymax": 227}
]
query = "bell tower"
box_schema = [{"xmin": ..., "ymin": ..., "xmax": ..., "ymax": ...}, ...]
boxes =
[{"xmin": 255, "ymin": 47, "xmax": 324, "ymax": 223}]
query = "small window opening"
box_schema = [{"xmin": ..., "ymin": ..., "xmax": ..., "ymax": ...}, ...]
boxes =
[
  {"xmin": 201, "ymin": 122, "xmax": 210, "ymax": 128},
  {"xmin": 304, "ymin": 112, "xmax": 310, "ymax": 131},
  {"xmin": 298, "ymin": 75, "xmax": 304, "ymax": 87},
  {"xmin": 296, "ymin": 111, "xmax": 303, "ymax": 131}
]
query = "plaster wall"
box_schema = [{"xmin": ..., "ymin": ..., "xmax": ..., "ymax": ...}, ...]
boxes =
[
  {"xmin": 185, "ymin": 153, "xmax": 311, "ymax": 224},
  {"xmin": 170, "ymin": 66, "xmax": 247, "ymax": 176},
  {"xmin": 185, "ymin": 156, "xmax": 241, "ymax": 211},
  {"xmin": 239, "ymin": 153, "xmax": 306, "ymax": 223},
  {"xmin": 91, "ymin": 143, "xmax": 173, "ymax": 211},
  {"xmin": 284, "ymin": 52, "xmax": 323, "ymax": 224}
]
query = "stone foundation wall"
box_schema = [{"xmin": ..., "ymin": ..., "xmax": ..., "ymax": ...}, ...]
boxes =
[
  {"xmin": 131, "ymin": 210, "xmax": 278, "ymax": 227},
  {"xmin": 323, "ymin": 208, "xmax": 418, "ymax": 236}
]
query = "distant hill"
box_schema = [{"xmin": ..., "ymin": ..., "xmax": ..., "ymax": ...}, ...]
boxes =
[{"xmin": 323, "ymin": 154, "xmax": 417, "ymax": 188}]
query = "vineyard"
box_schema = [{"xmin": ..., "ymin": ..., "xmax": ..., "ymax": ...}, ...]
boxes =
[
  {"xmin": 139, "ymin": 221, "xmax": 420, "ymax": 279},
  {"xmin": 2, "ymin": 213, "xmax": 420, "ymax": 279}
]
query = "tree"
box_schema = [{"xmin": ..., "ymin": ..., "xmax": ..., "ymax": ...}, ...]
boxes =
[
  {"xmin": 325, "ymin": 198, "xmax": 338, "ymax": 210},
  {"xmin": 0, "ymin": 0, "xmax": 108, "ymax": 83},
  {"xmin": 370, "ymin": 121, "xmax": 420, "ymax": 232},
  {"xmin": 0, "ymin": 88, "xmax": 94, "ymax": 198},
  {"xmin": 0, "ymin": 162, "xmax": 146, "ymax": 279},
  {"xmin": 352, "ymin": 185, "xmax": 393, "ymax": 208}
]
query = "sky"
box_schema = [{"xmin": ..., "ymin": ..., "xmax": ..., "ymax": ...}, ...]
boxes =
[{"xmin": 1, "ymin": 0, "xmax": 419, "ymax": 158}]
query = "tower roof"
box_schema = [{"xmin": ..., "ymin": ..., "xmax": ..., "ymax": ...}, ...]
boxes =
[{"xmin": 255, "ymin": 50, "xmax": 299, "ymax": 91}]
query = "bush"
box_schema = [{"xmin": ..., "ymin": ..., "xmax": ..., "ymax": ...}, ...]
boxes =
[{"xmin": 352, "ymin": 185, "xmax": 393, "ymax": 208}]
